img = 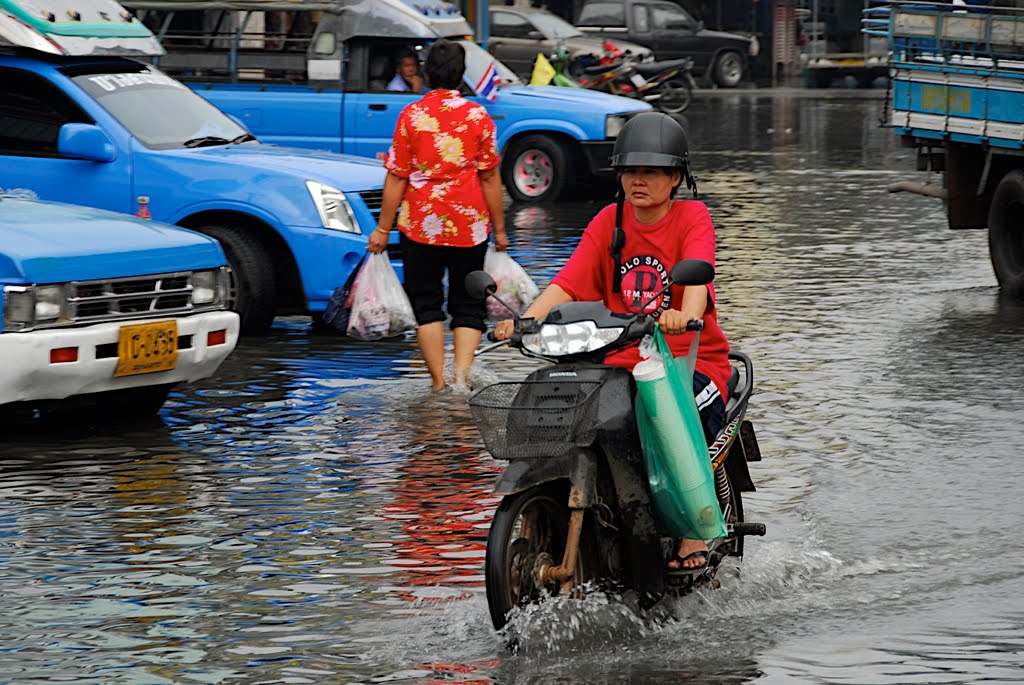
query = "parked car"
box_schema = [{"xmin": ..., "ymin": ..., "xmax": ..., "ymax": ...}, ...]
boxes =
[
  {"xmin": 0, "ymin": 193, "xmax": 239, "ymax": 420},
  {"xmin": 574, "ymin": 0, "xmax": 759, "ymax": 87},
  {"xmin": 488, "ymin": 5, "xmax": 652, "ymax": 81},
  {"xmin": 0, "ymin": 0, "xmax": 395, "ymax": 336},
  {"xmin": 119, "ymin": 0, "xmax": 651, "ymax": 203}
]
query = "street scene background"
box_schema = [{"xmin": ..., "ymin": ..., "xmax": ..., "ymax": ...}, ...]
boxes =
[{"xmin": 2, "ymin": 92, "xmax": 1023, "ymax": 684}]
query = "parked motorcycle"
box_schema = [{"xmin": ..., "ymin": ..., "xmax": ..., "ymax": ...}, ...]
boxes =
[
  {"xmin": 620, "ymin": 57, "xmax": 697, "ymax": 114},
  {"xmin": 569, "ymin": 49, "xmax": 697, "ymax": 114},
  {"xmin": 465, "ymin": 260, "xmax": 765, "ymax": 632}
]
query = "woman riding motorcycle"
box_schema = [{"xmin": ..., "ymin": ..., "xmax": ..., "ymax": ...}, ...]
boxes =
[{"xmin": 494, "ymin": 111, "xmax": 731, "ymax": 571}]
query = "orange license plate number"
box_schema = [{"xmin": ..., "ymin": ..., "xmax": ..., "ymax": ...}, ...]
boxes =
[{"xmin": 115, "ymin": 320, "xmax": 178, "ymax": 377}]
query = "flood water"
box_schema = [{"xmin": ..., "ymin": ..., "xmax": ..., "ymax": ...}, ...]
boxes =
[{"xmin": 2, "ymin": 92, "xmax": 1024, "ymax": 684}]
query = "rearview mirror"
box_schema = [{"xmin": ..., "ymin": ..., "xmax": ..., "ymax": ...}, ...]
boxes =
[
  {"xmin": 57, "ymin": 123, "xmax": 116, "ymax": 163},
  {"xmin": 669, "ymin": 259, "xmax": 714, "ymax": 286},
  {"xmin": 527, "ymin": 30, "xmax": 544, "ymax": 40},
  {"xmin": 465, "ymin": 270, "xmax": 497, "ymax": 299}
]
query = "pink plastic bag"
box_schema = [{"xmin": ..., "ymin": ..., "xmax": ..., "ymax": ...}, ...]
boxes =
[
  {"xmin": 346, "ymin": 253, "xmax": 417, "ymax": 340},
  {"xmin": 483, "ymin": 248, "xmax": 540, "ymax": 321}
]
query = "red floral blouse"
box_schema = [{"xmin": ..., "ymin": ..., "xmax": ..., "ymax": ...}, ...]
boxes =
[{"xmin": 384, "ymin": 89, "xmax": 501, "ymax": 247}]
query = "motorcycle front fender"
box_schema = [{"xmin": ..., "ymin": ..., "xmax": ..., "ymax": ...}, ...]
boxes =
[{"xmin": 493, "ymin": 449, "xmax": 597, "ymax": 507}]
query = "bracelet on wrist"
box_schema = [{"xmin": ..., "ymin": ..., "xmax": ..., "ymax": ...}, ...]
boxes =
[{"xmin": 374, "ymin": 227, "xmax": 390, "ymax": 236}]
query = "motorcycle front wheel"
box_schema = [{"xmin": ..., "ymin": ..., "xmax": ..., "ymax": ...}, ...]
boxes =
[
  {"xmin": 485, "ymin": 483, "xmax": 587, "ymax": 631},
  {"xmin": 656, "ymin": 79, "xmax": 693, "ymax": 114}
]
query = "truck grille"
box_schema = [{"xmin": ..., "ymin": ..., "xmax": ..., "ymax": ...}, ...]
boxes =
[
  {"xmin": 358, "ymin": 189, "xmax": 384, "ymax": 217},
  {"xmin": 67, "ymin": 272, "xmax": 199, "ymax": 325}
]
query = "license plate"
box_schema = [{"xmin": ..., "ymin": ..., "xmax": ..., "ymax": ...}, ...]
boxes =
[
  {"xmin": 115, "ymin": 320, "xmax": 178, "ymax": 377},
  {"xmin": 630, "ymin": 73, "xmax": 647, "ymax": 87}
]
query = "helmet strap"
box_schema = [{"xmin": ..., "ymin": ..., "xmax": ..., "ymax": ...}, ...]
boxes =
[
  {"xmin": 683, "ymin": 154, "xmax": 698, "ymax": 196},
  {"xmin": 611, "ymin": 184, "xmax": 625, "ymax": 294}
]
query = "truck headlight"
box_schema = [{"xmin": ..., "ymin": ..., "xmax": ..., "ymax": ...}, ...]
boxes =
[
  {"xmin": 2, "ymin": 284, "xmax": 65, "ymax": 330},
  {"xmin": 306, "ymin": 180, "xmax": 360, "ymax": 234},
  {"xmin": 35, "ymin": 285, "xmax": 64, "ymax": 321},
  {"xmin": 606, "ymin": 114, "xmax": 630, "ymax": 139},
  {"xmin": 191, "ymin": 269, "xmax": 218, "ymax": 305},
  {"xmin": 3, "ymin": 287, "xmax": 34, "ymax": 328},
  {"xmin": 748, "ymin": 36, "xmax": 760, "ymax": 57}
]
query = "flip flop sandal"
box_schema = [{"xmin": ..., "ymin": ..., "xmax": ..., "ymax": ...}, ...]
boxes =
[{"xmin": 666, "ymin": 549, "xmax": 709, "ymax": 575}]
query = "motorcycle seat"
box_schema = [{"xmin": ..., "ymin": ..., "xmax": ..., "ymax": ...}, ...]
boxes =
[
  {"xmin": 633, "ymin": 58, "xmax": 693, "ymax": 77},
  {"xmin": 581, "ymin": 61, "xmax": 626, "ymax": 76}
]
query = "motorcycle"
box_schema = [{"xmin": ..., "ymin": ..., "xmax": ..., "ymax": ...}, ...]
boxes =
[
  {"xmin": 465, "ymin": 260, "xmax": 765, "ymax": 633},
  {"xmin": 565, "ymin": 48, "xmax": 697, "ymax": 114},
  {"xmin": 618, "ymin": 57, "xmax": 698, "ymax": 114}
]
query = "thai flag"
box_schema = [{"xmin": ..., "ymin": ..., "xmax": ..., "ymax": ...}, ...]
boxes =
[{"xmin": 476, "ymin": 62, "xmax": 499, "ymax": 102}]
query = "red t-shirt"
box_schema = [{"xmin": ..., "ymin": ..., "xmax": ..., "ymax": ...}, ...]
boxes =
[
  {"xmin": 551, "ymin": 200, "xmax": 732, "ymax": 401},
  {"xmin": 384, "ymin": 89, "xmax": 501, "ymax": 247}
]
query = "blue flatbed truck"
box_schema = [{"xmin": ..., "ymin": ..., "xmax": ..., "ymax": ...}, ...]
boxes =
[{"xmin": 867, "ymin": 2, "xmax": 1024, "ymax": 295}]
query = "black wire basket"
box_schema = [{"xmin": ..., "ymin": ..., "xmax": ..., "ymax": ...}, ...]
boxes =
[{"xmin": 468, "ymin": 380, "xmax": 603, "ymax": 460}]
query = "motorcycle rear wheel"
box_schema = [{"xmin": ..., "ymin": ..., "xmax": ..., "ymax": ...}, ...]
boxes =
[
  {"xmin": 485, "ymin": 483, "xmax": 588, "ymax": 631},
  {"xmin": 656, "ymin": 79, "xmax": 692, "ymax": 114}
]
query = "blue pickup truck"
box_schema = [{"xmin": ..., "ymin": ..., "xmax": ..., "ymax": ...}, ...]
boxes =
[
  {"xmin": 0, "ymin": 0, "xmax": 394, "ymax": 335},
  {"xmin": 120, "ymin": 0, "xmax": 651, "ymax": 203},
  {"xmin": 0, "ymin": 192, "xmax": 239, "ymax": 419}
]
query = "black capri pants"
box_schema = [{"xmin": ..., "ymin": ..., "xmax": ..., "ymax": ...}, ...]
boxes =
[{"xmin": 400, "ymin": 234, "xmax": 489, "ymax": 332}]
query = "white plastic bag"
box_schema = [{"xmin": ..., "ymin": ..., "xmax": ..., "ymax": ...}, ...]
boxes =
[
  {"xmin": 346, "ymin": 253, "xmax": 417, "ymax": 340},
  {"xmin": 483, "ymin": 248, "xmax": 540, "ymax": 321}
]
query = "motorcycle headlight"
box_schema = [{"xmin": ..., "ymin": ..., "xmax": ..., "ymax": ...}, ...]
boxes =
[
  {"xmin": 521, "ymin": 321, "xmax": 625, "ymax": 356},
  {"xmin": 306, "ymin": 180, "xmax": 360, "ymax": 234}
]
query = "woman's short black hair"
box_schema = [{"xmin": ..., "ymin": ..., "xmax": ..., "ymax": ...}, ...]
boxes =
[{"xmin": 424, "ymin": 39, "xmax": 465, "ymax": 90}]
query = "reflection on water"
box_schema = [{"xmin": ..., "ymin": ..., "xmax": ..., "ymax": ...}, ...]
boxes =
[{"xmin": 2, "ymin": 94, "xmax": 1023, "ymax": 684}]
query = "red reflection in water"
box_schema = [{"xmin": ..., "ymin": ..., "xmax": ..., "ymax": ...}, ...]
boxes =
[{"xmin": 382, "ymin": 400, "xmax": 503, "ymax": 602}]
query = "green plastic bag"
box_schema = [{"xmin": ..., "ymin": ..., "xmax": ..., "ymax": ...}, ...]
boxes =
[{"xmin": 634, "ymin": 325, "xmax": 727, "ymax": 541}]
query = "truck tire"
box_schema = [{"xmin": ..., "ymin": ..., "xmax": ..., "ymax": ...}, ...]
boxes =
[
  {"xmin": 712, "ymin": 51, "xmax": 745, "ymax": 88},
  {"xmin": 201, "ymin": 224, "xmax": 277, "ymax": 335},
  {"xmin": 988, "ymin": 171, "xmax": 1024, "ymax": 298},
  {"xmin": 502, "ymin": 134, "xmax": 570, "ymax": 203}
]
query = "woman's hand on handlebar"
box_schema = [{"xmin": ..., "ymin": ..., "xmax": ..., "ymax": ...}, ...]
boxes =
[
  {"xmin": 657, "ymin": 309, "xmax": 692, "ymax": 335},
  {"xmin": 493, "ymin": 318, "xmax": 515, "ymax": 341}
]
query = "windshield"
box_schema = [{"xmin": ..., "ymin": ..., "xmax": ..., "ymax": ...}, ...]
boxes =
[
  {"xmin": 459, "ymin": 39, "xmax": 523, "ymax": 92},
  {"xmin": 527, "ymin": 11, "xmax": 582, "ymax": 39},
  {"xmin": 69, "ymin": 67, "xmax": 249, "ymax": 149}
]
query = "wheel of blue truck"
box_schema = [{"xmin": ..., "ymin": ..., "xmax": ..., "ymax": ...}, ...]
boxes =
[
  {"xmin": 712, "ymin": 51, "xmax": 745, "ymax": 88},
  {"xmin": 503, "ymin": 135, "xmax": 570, "ymax": 203},
  {"xmin": 656, "ymin": 79, "xmax": 692, "ymax": 114},
  {"xmin": 988, "ymin": 171, "xmax": 1024, "ymax": 298},
  {"xmin": 201, "ymin": 224, "xmax": 277, "ymax": 335}
]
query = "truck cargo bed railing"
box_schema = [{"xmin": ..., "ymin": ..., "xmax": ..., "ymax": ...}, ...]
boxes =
[{"xmin": 865, "ymin": 1, "xmax": 1024, "ymax": 67}]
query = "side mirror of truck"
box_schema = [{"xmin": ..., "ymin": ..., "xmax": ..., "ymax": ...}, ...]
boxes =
[{"xmin": 57, "ymin": 124, "xmax": 116, "ymax": 163}]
